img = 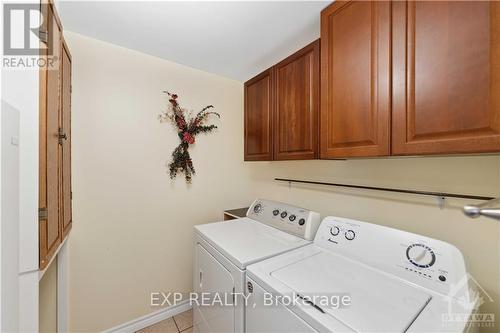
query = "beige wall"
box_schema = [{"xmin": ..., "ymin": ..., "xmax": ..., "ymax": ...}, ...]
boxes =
[
  {"xmin": 39, "ymin": 259, "xmax": 57, "ymax": 333},
  {"xmin": 65, "ymin": 32, "xmax": 254, "ymax": 332},
  {"xmin": 66, "ymin": 31, "xmax": 500, "ymax": 332}
]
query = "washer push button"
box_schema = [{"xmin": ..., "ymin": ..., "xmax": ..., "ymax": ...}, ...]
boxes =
[
  {"xmin": 345, "ymin": 230, "xmax": 356, "ymax": 240},
  {"xmin": 330, "ymin": 226, "xmax": 340, "ymax": 236}
]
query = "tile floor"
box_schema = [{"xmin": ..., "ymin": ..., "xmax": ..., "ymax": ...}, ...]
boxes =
[{"xmin": 137, "ymin": 309, "xmax": 193, "ymax": 333}]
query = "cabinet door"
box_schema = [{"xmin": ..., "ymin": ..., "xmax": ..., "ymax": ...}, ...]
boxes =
[
  {"xmin": 392, "ymin": 1, "xmax": 500, "ymax": 155},
  {"xmin": 60, "ymin": 40, "xmax": 72, "ymax": 239},
  {"xmin": 274, "ymin": 40, "xmax": 319, "ymax": 160},
  {"xmin": 39, "ymin": 3, "xmax": 62, "ymax": 269},
  {"xmin": 320, "ymin": 1, "xmax": 391, "ymax": 158},
  {"xmin": 244, "ymin": 69, "xmax": 273, "ymax": 161}
]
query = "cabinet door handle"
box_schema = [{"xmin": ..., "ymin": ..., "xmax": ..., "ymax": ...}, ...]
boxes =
[{"xmin": 58, "ymin": 128, "xmax": 68, "ymax": 144}]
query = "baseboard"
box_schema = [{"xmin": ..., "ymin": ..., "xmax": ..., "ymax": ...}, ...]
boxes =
[{"xmin": 102, "ymin": 300, "xmax": 192, "ymax": 333}]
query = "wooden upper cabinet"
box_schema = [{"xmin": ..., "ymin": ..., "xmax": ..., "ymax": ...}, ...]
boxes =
[
  {"xmin": 244, "ymin": 69, "xmax": 273, "ymax": 161},
  {"xmin": 39, "ymin": 2, "xmax": 62, "ymax": 269},
  {"xmin": 39, "ymin": 1, "xmax": 72, "ymax": 270},
  {"xmin": 244, "ymin": 40, "xmax": 320, "ymax": 161},
  {"xmin": 320, "ymin": 1, "xmax": 391, "ymax": 158},
  {"xmin": 392, "ymin": 1, "xmax": 500, "ymax": 155},
  {"xmin": 274, "ymin": 40, "xmax": 319, "ymax": 160},
  {"xmin": 61, "ymin": 40, "xmax": 72, "ymax": 239}
]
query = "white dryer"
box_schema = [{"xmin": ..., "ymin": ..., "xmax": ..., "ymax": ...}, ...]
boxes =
[
  {"xmin": 246, "ymin": 216, "xmax": 477, "ymax": 333},
  {"xmin": 193, "ymin": 199, "xmax": 321, "ymax": 333}
]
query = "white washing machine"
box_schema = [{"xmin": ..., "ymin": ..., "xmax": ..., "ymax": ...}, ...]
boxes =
[
  {"xmin": 193, "ymin": 199, "xmax": 321, "ymax": 333},
  {"xmin": 246, "ymin": 216, "xmax": 477, "ymax": 333}
]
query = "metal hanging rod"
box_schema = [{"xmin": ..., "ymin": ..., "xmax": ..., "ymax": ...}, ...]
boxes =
[
  {"xmin": 463, "ymin": 198, "xmax": 500, "ymax": 220},
  {"xmin": 275, "ymin": 178, "xmax": 495, "ymax": 201}
]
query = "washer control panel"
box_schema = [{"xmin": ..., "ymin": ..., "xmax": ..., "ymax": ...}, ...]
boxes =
[
  {"xmin": 247, "ymin": 199, "xmax": 321, "ymax": 240},
  {"xmin": 314, "ymin": 216, "xmax": 469, "ymax": 299},
  {"xmin": 324, "ymin": 221, "xmax": 359, "ymax": 244}
]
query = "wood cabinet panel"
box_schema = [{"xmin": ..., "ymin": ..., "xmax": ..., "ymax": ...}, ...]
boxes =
[
  {"xmin": 61, "ymin": 40, "xmax": 72, "ymax": 239},
  {"xmin": 39, "ymin": 3, "xmax": 62, "ymax": 269},
  {"xmin": 392, "ymin": 1, "xmax": 500, "ymax": 155},
  {"xmin": 39, "ymin": 1, "xmax": 72, "ymax": 270},
  {"xmin": 274, "ymin": 40, "xmax": 319, "ymax": 160},
  {"xmin": 244, "ymin": 69, "xmax": 273, "ymax": 161},
  {"xmin": 320, "ymin": 1, "xmax": 390, "ymax": 158}
]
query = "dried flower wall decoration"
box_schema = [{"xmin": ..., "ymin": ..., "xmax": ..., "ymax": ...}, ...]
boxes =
[{"xmin": 158, "ymin": 91, "xmax": 220, "ymax": 183}]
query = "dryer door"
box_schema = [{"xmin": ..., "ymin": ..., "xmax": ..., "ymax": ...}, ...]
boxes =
[{"xmin": 194, "ymin": 244, "xmax": 235, "ymax": 333}]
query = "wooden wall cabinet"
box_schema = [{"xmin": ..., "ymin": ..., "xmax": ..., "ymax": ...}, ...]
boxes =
[
  {"xmin": 274, "ymin": 40, "xmax": 319, "ymax": 160},
  {"xmin": 244, "ymin": 69, "xmax": 274, "ymax": 161},
  {"xmin": 39, "ymin": 1, "xmax": 72, "ymax": 270},
  {"xmin": 244, "ymin": 40, "xmax": 320, "ymax": 161},
  {"xmin": 392, "ymin": 1, "xmax": 500, "ymax": 155},
  {"xmin": 320, "ymin": 0, "xmax": 500, "ymax": 158},
  {"xmin": 320, "ymin": 1, "xmax": 390, "ymax": 158}
]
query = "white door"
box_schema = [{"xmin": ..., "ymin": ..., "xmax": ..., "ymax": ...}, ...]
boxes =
[{"xmin": 194, "ymin": 244, "xmax": 235, "ymax": 333}]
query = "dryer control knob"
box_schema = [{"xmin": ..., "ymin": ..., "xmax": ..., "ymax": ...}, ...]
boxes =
[{"xmin": 253, "ymin": 204, "xmax": 263, "ymax": 213}]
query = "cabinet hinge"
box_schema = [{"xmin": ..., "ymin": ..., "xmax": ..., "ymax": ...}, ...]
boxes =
[
  {"xmin": 39, "ymin": 208, "xmax": 48, "ymax": 220},
  {"xmin": 39, "ymin": 30, "xmax": 48, "ymax": 44}
]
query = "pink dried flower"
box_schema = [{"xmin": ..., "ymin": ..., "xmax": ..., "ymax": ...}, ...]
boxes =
[
  {"xmin": 176, "ymin": 117, "xmax": 186, "ymax": 129},
  {"xmin": 183, "ymin": 132, "xmax": 195, "ymax": 144}
]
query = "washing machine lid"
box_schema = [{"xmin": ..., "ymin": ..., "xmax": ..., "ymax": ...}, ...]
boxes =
[
  {"xmin": 270, "ymin": 250, "xmax": 432, "ymax": 333},
  {"xmin": 195, "ymin": 218, "xmax": 309, "ymax": 270}
]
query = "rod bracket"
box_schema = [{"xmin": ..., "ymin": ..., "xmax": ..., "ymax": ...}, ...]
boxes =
[{"xmin": 436, "ymin": 196, "xmax": 446, "ymax": 209}]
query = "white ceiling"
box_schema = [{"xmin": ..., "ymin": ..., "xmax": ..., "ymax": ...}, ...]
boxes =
[{"xmin": 57, "ymin": 1, "xmax": 328, "ymax": 81}]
